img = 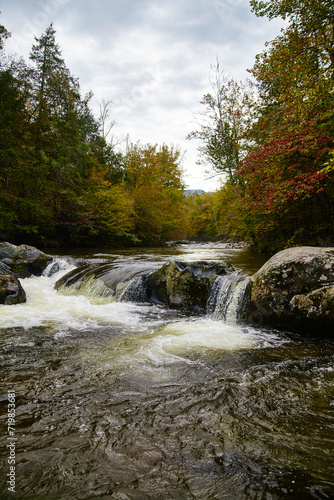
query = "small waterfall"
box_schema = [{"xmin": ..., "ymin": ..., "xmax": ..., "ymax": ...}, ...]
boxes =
[
  {"xmin": 55, "ymin": 261, "xmax": 153, "ymax": 304},
  {"xmin": 43, "ymin": 258, "xmax": 77, "ymax": 279},
  {"xmin": 207, "ymin": 271, "xmax": 250, "ymax": 324},
  {"xmin": 61, "ymin": 274, "xmax": 116, "ymax": 303},
  {"xmin": 116, "ymin": 275, "xmax": 149, "ymax": 303},
  {"xmin": 53, "ymin": 259, "xmax": 250, "ymax": 322}
]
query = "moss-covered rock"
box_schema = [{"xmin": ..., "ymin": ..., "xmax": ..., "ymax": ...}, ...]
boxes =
[
  {"xmin": 0, "ymin": 274, "xmax": 26, "ymax": 304},
  {"xmin": 247, "ymin": 246, "xmax": 334, "ymax": 333},
  {"xmin": 147, "ymin": 261, "xmax": 234, "ymax": 310}
]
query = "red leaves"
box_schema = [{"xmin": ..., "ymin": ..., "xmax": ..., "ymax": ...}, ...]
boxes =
[{"xmin": 238, "ymin": 116, "xmax": 333, "ymax": 216}]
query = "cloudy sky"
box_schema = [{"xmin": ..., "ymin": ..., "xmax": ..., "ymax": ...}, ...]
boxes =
[{"xmin": 2, "ymin": 0, "xmax": 283, "ymax": 191}]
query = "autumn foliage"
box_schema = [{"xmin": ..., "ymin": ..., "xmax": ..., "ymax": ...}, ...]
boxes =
[
  {"xmin": 1, "ymin": 2, "xmax": 334, "ymax": 251},
  {"xmin": 0, "ymin": 24, "xmax": 187, "ymax": 247},
  {"xmin": 196, "ymin": 0, "xmax": 334, "ymax": 251}
]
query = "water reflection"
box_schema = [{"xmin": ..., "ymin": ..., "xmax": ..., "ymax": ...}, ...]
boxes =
[{"xmin": 50, "ymin": 241, "xmax": 271, "ymax": 275}]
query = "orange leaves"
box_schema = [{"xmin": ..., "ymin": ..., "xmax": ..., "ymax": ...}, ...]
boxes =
[{"xmin": 89, "ymin": 164, "xmax": 110, "ymax": 187}]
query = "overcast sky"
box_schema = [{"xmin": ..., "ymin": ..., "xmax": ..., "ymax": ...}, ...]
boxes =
[{"xmin": 2, "ymin": 0, "xmax": 284, "ymax": 191}]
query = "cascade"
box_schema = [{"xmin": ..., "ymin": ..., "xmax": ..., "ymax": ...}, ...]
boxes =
[
  {"xmin": 207, "ymin": 271, "xmax": 250, "ymax": 324},
  {"xmin": 53, "ymin": 259, "xmax": 251, "ymax": 322},
  {"xmin": 43, "ymin": 258, "xmax": 76, "ymax": 278},
  {"xmin": 55, "ymin": 261, "xmax": 154, "ymax": 304},
  {"xmin": 116, "ymin": 275, "xmax": 149, "ymax": 303}
]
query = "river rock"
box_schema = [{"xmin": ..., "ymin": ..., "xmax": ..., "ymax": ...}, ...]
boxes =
[
  {"xmin": 147, "ymin": 261, "xmax": 235, "ymax": 310},
  {"xmin": 247, "ymin": 246, "xmax": 334, "ymax": 333},
  {"xmin": 0, "ymin": 274, "xmax": 26, "ymax": 304},
  {"xmin": 0, "ymin": 242, "xmax": 52, "ymax": 278}
]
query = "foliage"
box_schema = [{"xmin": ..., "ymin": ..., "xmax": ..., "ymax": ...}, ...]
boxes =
[
  {"xmin": 250, "ymin": 0, "xmax": 334, "ymax": 128},
  {"xmin": 238, "ymin": 0, "xmax": 334, "ymax": 250},
  {"xmin": 2, "ymin": 10, "xmax": 333, "ymax": 251},
  {"xmin": 0, "ymin": 23, "xmax": 190, "ymax": 247},
  {"xmin": 187, "ymin": 60, "xmax": 255, "ymax": 183},
  {"xmin": 186, "ymin": 1, "xmax": 334, "ymax": 251},
  {"xmin": 185, "ymin": 184, "xmax": 247, "ymax": 242},
  {"xmin": 184, "ymin": 192, "xmax": 218, "ymax": 240},
  {"xmin": 213, "ymin": 183, "xmax": 246, "ymax": 239},
  {"xmin": 0, "ymin": 24, "xmax": 10, "ymax": 50},
  {"xmin": 239, "ymin": 117, "xmax": 333, "ymax": 214},
  {"xmin": 123, "ymin": 143, "xmax": 187, "ymax": 245}
]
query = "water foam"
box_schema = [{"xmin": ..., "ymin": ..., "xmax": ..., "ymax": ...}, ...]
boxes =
[
  {"xmin": 207, "ymin": 271, "xmax": 249, "ymax": 323},
  {"xmin": 155, "ymin": 319, "xmax": 257, "ymax": 353},
  {"xmin": 75, "ymin": 319, "xmax": 268, "ymax": 383},
  {"xmin": 0, "ymin": 261, "xmax": 149, "ymax": 331}
]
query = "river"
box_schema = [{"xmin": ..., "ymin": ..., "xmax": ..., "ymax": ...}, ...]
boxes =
[{"xmin": 0, "ymin": 243, "xmax": 333, "ymax": 499}]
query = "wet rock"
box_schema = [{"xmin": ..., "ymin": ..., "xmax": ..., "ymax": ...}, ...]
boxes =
[
  {"xmin": 0, "ymin": 274, "xmax": 26, "ymax": 304},
  {"xmin": 0, "ymin": 242, "xmax": 52, "ymax": 278},
  {"xmin": 147, "ymin": 260, "xmax": 235, "ymax": 310},
  {"xmin": 0, "ymin": 261, "xmax": 11, "ymax": 275},
  {"xmin": 247, "ymin": 246, "xmax": 334, "ymax": 333},
  {"xmin": 55, "ymin": 260, "xmax": 235, "ymax": 309},
  {"xmin": 55, "ymin": 263, "xmax": 117, "ymax": 302}
]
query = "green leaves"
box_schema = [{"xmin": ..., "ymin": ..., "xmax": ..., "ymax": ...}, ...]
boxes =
[
  {"xmin": 0, "ymin": 24, "xmax": 10, "ymax": 51},
  {"xmin": 187, "ymin": 61, "xmax": 255, "ymax": 183},
  {"xmin": 187, "ymin": 1, "xmax": 334, "ymax": 251}
]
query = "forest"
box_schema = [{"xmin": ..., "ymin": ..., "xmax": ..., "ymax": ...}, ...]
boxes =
[{"xmin": 0, "ymin": 0, "xmax": 333, "ymax": 251}]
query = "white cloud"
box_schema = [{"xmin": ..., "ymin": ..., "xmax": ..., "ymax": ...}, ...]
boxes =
[{"xmin": 2, "ymin": 0, "xmax": 285, "ymax": 191}]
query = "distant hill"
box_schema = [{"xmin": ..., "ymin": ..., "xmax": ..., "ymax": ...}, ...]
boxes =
[{"xmin": 184, "ymin": 189, "xmax": 205, "ymax": 196}]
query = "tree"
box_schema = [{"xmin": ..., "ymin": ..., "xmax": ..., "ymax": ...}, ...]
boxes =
[
  {"xmin": 238, "ymin": 117, "xmax": 333, "ymax": 249},
  {"xmin": 0, "ymin": 67, "xmax": 35, "ymax": 238},
  {"xmin": 0, "ymin": 23, "xmax": 10, "ymax": 51},
  {"xmin": 250, "ymin": 0, "xmax": 334, "ymax": 131},
  {"xmin": 123, "ymin": 143, "xmax": 186, "ymax": 244},
  {"xmin": 187, "ymin": 60, "xmax": 254, "ymax": 183},
  {"xmin": 186, "ymin": 191, "xmax": 219, "ymax": 240},
  {"xmin": 98, "ymin": 99, "xmax": 116, "ymax": 140},
  {"xmin": 0, "ymin": 24, "xmax": 41, "ymax": 239},
  {"xmin": 237, "ymin": 0, "xmax": 334, "ymax": 249}
]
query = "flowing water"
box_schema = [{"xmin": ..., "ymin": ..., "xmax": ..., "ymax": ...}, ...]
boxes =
[{"xmin": 0, "ymin": 243, "xmax": 333, "ymax": 499}]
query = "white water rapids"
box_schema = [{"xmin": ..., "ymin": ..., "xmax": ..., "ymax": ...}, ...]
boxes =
[
  {"xmin": 0, "ymin": 263, "xmax": 148, "ymax": 332},
  {"xmin": 0, "ymin": 258, "xmax": 279, "ymax": 364}
]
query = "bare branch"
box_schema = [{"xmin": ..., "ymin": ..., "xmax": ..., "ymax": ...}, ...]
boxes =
[{"xmin": 99, "ymin": 99, "xmax": 116, "ymax": 140}]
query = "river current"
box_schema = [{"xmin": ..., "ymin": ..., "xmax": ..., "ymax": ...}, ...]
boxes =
[{"xmin": 0, "ymin": 243, "xmax": 333, "ymax": 499}]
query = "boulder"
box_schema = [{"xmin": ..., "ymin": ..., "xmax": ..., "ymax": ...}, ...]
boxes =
[
  {"xmin": 247, "ymin": 246, "xmax": 334, "ymax": 333},
  {"xmin": 0, "ymin": 275, "xmax": 26, "ymax": 304},
  {"xmin": 0, "ymin": 261, "xmax": 11, "ymax": 275},
  {"xmin": 55, "ymin": 260, "xmax": 235, "ymax": 310},
  {"xmin": 0, "ymin": 242, "xmax": 52, "ymax": 278},
  {"xmin": 147, "ymin": 261, "xmax": 235, "ymax": 310}
]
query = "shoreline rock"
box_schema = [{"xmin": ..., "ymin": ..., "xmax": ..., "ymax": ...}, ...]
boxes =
[
  {"xmin": 0, "ymin": 242, "xmax": 53, "ymax": 305},
  {"xmin": 0, "ymin": 274, "xmax": 26, "ymax": 304},
  {"xmin": 247, "ymin": 246, "xmax": 334, "ymax": 333},
  {"xmin": 0, "ymin": 242, "xmax": 52, "ymax": 278}
]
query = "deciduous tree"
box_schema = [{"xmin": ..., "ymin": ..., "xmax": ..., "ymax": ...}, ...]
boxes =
[
  {"xmin": 187, "ymin": 60, "xmax": 254, "ymax": 183},
  {"xmin": 124, "ymin": 143, "xmax": 186, "ymax": 244}
]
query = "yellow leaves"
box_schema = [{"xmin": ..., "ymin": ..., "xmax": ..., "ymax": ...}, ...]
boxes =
[
  {"xmin": 89, "ymin": 165, "xmax": 110, "ymax": 187},
  {"xmin": 320, "ymin": 151, "xmax": 334, "ymax": 176},
  {"xmin": 91, "ymin": 185, "xmax": 135, "ymax": 235},
  {"xmin": 124, "ymin": 142, "xmax": 183, "ymax": 191}
]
